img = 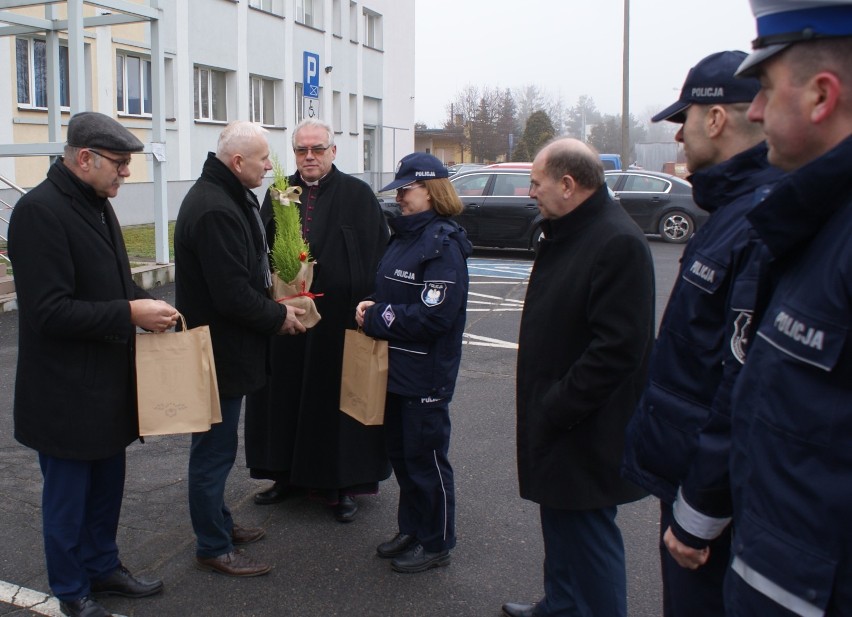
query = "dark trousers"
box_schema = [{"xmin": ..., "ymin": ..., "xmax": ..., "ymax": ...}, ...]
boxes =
[
  {"xmin": 536, "ymin": 505, "xmax": 627, "ymax": 617},
  {"xmin": 188, "ymin": 395, "xmax": 241, "ymax": 558},
  {"xmin": 660, "ymin": 500, "xmax": 729, "ymax": 617},
  {"xmin": 39, "ymin": 450, "xmax": 125, "ymax": 602},
  {"xmin": 384, "ymin": 393, "xmax": 455, "ymax": 552}
]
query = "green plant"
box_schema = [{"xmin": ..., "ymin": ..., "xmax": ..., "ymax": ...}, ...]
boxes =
[{"xmin": 269, "ymin": 155, "xmax": 310, "ymax": 282}]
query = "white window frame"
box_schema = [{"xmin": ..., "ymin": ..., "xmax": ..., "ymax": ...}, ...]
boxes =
[
  {"xmin": 15, "ymin": 36, "xmax": 70, "ymax": 110},
  {"xmin": 363, "ymin": 9, "xmax": 382, "ymax": 49},
  {"xmin": 116, "ymin": 51, "xmax": 152, "ymax": 117},
  {"xmin": 249, "ymin": 0, "xmax": 283, "ymax": 16},
  {"xmin": 193, "ymin": 65, "xmax": 228, "ymax": 122},
  {"xmin": 349, "ymin": 1, "xmax": 358, "ymax": 42},
  {"xmin": 250, "ymin": 75, "xmax": 276, "ymax": 126},
  {"xmin": 296, "ymin": 0, "xmax": 323, "ymax": 28}
]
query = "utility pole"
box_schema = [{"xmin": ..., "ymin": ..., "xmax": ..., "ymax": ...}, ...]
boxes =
[{"xmin": 621, "ymin": 0, "xmax": 631, "ymax": 167}]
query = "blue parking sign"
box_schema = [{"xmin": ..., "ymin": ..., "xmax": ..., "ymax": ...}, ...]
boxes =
[{"xmin": 303, "ymin": 52, "xmax": 319, "ymax": 99}]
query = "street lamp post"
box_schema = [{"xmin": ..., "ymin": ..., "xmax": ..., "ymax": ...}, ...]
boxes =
[{"xmin": 621, "ymin": 0, "xmax": 630, "ymax": 167}]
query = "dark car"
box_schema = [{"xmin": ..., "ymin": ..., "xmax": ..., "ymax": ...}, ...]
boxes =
[
  {"xmin": 378, "ymin": 167, "xmax": 706, "ymax": 250},
  {"xmin": 605, "ymin": 170, "xmax": 707, "ymax": 243},
  {"xmin": 380, "ymin": 167, "xmax": 544, "ymax": 251}
]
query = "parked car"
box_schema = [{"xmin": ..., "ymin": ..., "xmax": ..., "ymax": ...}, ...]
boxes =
[
  {"xmin": 605, "ymin": 170, "xmax": 707, "ymax": 243},
  {"xmin": 599, "ymin": 153, "xmax": 623, "ymax": 170},
  {"xmin": 446, "ymin": 163, "xmax": 485, "ymax": 176},
  {"xmin": 380, "ymin": 167, "xmax": 544, "ymax": 251},
  {"xmin": 378, "ymin": 168, "xmax": 706, "ymax": 250}
]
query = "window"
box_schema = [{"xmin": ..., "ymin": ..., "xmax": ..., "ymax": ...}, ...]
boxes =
[
  {"xmin": 363, "ymin": 9, "xmax": 382, "ymax": 49},
  {"xmin": 297, "ymin": 0, "xmax": 323, "ymax": 27},
  {"xmin": 117, "ymin": 52, "xmax": 152, "ymax": 116},
  {"xmin": 452, "ymin": 174, "xmax": 489, "ymax": 197},
  {"xmin": 333, "ymin": 91, "xmax": 342, "ymax": 131},
  {"xmin": 16, "ymin": 37, "xmax": 70, "ymax": 109},
  {"xmin": 295, "ymin": 83, "xmax": 304, "ymax": 124},
  {"xmin": 250, "ymin": 76, "xmax": 275, "ymax": 125},
  {"xmin": 348, "ymin": 93, "xmax": 358, "ymax": 133},
  {"xmin": 194, "ymin": 66, "xmax": 227, "ymax": 121},
  {"xmin": 349, "ymin": 1, "xmax": 358, "ymax": 42},
  {"xmin": 623, "ymin": 174, "xmax": 669, "ymax": 193},
  {"xmin": 493, "ymin": 173, "xmax": 532, "ymax": 197},
  {"xmin": 332, "ymin": 0, "xmax": 342, "ymax": 36},
  {"xmin": 249, "ymin": 0, "xmax": 283, "ymax": 15}
]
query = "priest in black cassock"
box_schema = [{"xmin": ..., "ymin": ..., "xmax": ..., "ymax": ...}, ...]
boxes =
[{"xmin": 244, "ymin": 119, "xmax": 391, "ymax": 522}]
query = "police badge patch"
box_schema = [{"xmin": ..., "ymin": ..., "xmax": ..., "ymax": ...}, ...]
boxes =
[
  {"xmin": 730, "ymin": 311, "xmax": 752, "ymax": 364},
  {"xmin": 382, "ymin": 305, "xmax": 396, "ymax": 328},
  {"xmin": 421, "ymin": 282, "xmax": 447, "ymax": 307}
]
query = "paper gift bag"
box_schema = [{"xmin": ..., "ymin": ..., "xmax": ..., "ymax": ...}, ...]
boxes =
[
  {"xmin": 135, "ymin": 315, "xmax": 222, "ymax": 436},
  {"xmin": 339, "ymin": 329, "xmax": 388, "ymax": 426}
]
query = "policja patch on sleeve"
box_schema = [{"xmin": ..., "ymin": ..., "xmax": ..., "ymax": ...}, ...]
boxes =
[{"xmin": 422, "ymin": 282, "xmax": 447, "ymax": 307}]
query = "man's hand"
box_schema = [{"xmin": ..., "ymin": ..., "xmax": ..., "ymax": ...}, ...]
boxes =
[
  {"xmin": 355, "ymin": 300, "xmax": 375, "ymax": 328},
  {"xmin": 278, "ymin": 305, "xmax": 307, "ymax": 335},
  {"xmin": 663, "ymin": 526, "xmax": 710, "ymax": 570},
  {"xmin": 130, "ymin": 299, "xmax": 179, "ymax": 333}
]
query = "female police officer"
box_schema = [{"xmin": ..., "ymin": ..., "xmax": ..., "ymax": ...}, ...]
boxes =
[{"xmin": 355, "ymin": 152, "xmax": 472, "ymax": 573}]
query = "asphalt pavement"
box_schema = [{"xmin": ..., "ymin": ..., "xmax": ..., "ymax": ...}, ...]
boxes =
[{"xmin": 0, "ymin": 242, "xmax": 684, "ymax": 616}]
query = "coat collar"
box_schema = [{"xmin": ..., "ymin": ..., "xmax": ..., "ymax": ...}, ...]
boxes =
[
  {"xmin": 748, "ymin": 133, "xmax": 852, "ymax": 259},
  {"xmin": 542, "ymin": 184, "xmax": 611, "ymax": 241},
  {"xmin": 689, "ymin": 141, "xmax": 781, "ymax": 213},
  {"xmin": 200, "ymin": 152, "xmax": 256, "ymax": 209}
]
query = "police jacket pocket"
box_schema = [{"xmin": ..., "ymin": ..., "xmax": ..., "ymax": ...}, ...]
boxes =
[
  {"xmin": 732, "ymin": 510, "xmax": 836, "ymax": 615},
  {"xmin": 681, "ymin": 250, "xmax": 727, "ymax": 294}
]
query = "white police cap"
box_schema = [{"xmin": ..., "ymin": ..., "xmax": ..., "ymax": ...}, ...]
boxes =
[{"xmin": 736, "ymin": 0, "xmax": 852, "ymax": 76}]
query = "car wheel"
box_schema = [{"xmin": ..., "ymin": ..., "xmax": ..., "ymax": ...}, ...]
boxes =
[{"xmin": 658, "ymin": 210, "xmax": 694, "ymax": 243}]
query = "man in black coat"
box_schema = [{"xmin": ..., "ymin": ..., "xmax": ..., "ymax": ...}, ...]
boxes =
[
  {"xmin": 502, "ymin": 138, "xmax": 654, "ymax": 617},
  {"xmin": 175, "ymin": 121, "xmax": 305, "ymax": 578},
  {"xmin": 244, "ymin": 119, "xmax": 390, "ymax": 523},
  {"xmin": 9, "ymin": 111, "xmax": 178, "ymax": 617}
]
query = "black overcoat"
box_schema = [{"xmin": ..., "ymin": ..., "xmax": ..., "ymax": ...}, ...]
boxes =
[
  {"xmin": 244, "ymin": 165, "xmax": 391, "ymax": 490},
  {"xmin": 9, "ymin": 161, "xmax": 150, "ymax": 460},
  {"xmin": 174, "ymin": 153, "xmax": 287, "ymax": 397},
  {"xmin": 516, "ymin": 186, "xmax": 654, "ymax": 509}
]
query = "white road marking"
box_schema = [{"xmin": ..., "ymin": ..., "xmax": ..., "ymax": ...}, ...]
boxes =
[{"xmin": 0, "ymin": 581, "xmax": 127, "ymax": 617}]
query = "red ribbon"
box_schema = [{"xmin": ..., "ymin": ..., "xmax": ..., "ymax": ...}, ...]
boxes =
[{"xmin": 276, "ymin": 279, "xmax": 323, "ymax": 303}]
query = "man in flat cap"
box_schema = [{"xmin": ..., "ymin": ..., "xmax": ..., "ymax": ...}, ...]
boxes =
[
  {"xmin": 8, "ymin": 111, "xmax": 178, "ymax": 617},
  {"xmin": 622, "ymin": 49, "xmax": 781, "ymax": 617},
  {"xmin": 721, "ymin": 1, "xmax": 852, "ymax": 615}
]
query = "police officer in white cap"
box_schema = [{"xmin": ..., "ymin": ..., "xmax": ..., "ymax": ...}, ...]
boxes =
[{"xmin": 724, "ymin": 1, "xmax": 852, "ymax": 615}]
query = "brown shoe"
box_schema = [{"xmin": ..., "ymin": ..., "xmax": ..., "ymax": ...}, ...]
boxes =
[
  {"xmin": 195, "ymin": 550, "xmax": 272, "ymax": 577},
  {"xmin": 231, "ymin": 524, "xmax": 265, "ymax": 546}
]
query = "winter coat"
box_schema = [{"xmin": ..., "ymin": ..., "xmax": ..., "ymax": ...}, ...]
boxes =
[
  {"xmin": 9, "ymin": 160, "xmax": 151, "ymax": 460},
  {"xmin": 622, "ymin": 143, "xmax": 781, "ymax": 514},
  {"xmin": 243, "ymin": 165, "xmax": 391, "ymax": 489},
  {"xmin": 362, "ymin": 209, "xmax": 472, "ymax": 399},
  {"xmin": 516, "ymin": 185, "xmax": 654, "ymax": 510},
  {"xmin": 726, "ymin": 134, "xmax": 852, "ymax": 616},
  {"xmin": 174, "ymin": 153, "xmax": 287, "ymax": 397}
]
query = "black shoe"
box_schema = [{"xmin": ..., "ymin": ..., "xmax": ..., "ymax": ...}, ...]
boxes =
[
  {"xmin": 333, "ymin": 495, "xmax": 358, "ymax": 523},
  {"xmin": 254, "ymin": 481, "xmax": 295, "ymax": 505},
  {"xmin": 90, "ymin": 564, "xmax": 163, "ymax": 598},
  {"xmin": 59, "ymin": 595, "xmax": 112, "ymax": 617},
  {"xmin": 376, "ymin": 532, "xmax": 416, "ymax": 558},
  {"xmin": 501, "ymin": 602, "xmax": 538, "ymax": 617},
  {"xmin": 390, "ymin": 543, "xmax": 450, "ymax": 573}
]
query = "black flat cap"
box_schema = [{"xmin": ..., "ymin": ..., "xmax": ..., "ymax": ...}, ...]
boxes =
[{"xmin": 67, "ymin": 111, "xmax": 144, "ymax": 153}]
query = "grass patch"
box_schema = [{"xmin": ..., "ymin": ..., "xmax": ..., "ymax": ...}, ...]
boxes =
[{"xmin": 122, "ymin": 222, "xmax": 176, "ymax": 261}]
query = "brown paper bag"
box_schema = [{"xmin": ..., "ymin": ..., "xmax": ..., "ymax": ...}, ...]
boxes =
[
  {"xmin": 339, "ymin": 329, "xmax": 388, "ymax": 426},
  {"xmin": 271, "ymin": 261, "xmax": 322, "ymax": 328},
  {"xmin": 135, "ymin": 315, "xmax": 222, "ymax": 436}
]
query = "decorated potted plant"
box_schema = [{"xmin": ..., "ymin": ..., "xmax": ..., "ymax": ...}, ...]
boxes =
[{"xmin": 268, "ymin": 155, "xmax": 321, "ymax": 327}]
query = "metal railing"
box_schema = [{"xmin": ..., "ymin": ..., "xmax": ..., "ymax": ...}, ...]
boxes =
[{"xmin": 1, "ymin": 173, "xmax": 26, "ymax": 267}]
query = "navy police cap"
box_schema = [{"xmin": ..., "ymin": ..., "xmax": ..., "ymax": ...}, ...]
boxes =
[
  {"xmin": 652, "ymin": 51, "xmax": 759, "ymax": 123},
  {"xmin": 737, "ymin": 0, "xmax": 852, "ymax": 76},
  {"xmin": 380, "ymin": 152, "xmax": 449, "ymax": 192}
]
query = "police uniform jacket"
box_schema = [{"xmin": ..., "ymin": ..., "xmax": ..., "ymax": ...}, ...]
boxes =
[
  {"xmin": 9, "ymin": 160, "xmax": 151, "ymax": 460},
  {"xmin": 622, "ymin": 143, "xmax": 781, "ymax": 516},
  {"xmin": 361, "ymin": 209, "xmax": 472, "ymax": 399},
  {"xmin": 175, "ymin": 153, "xmax": 287, "ymax": 397},
  {"xmin": 726, "ymin": 134, "xmax": 852, "ymax": 615},
  {"xmin": 516, "ymin": 185, "xmax": 654, "ymax": 510}
]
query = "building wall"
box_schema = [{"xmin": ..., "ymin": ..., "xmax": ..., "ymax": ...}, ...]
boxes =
[{"xmin": 0, "ymin": 0, "xmax": 415, "ymax": 197}]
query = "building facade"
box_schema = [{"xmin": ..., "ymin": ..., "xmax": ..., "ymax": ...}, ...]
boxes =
[{"xmin": 0, "ymin": 0, "xmax": 415, "ymax": 195}]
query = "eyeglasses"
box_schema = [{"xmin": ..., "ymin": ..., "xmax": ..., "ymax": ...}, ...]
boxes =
[
  {"xmin": 87, "ymin": 148, "xmax": 133, "ymax": 172},
  {"xmin": 294, "ymin": 145, "xmax": 331, "ymax": 156},
  {"xmin": 397, "ymin": 183, "xmax": 423, "ymax": 193}
]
